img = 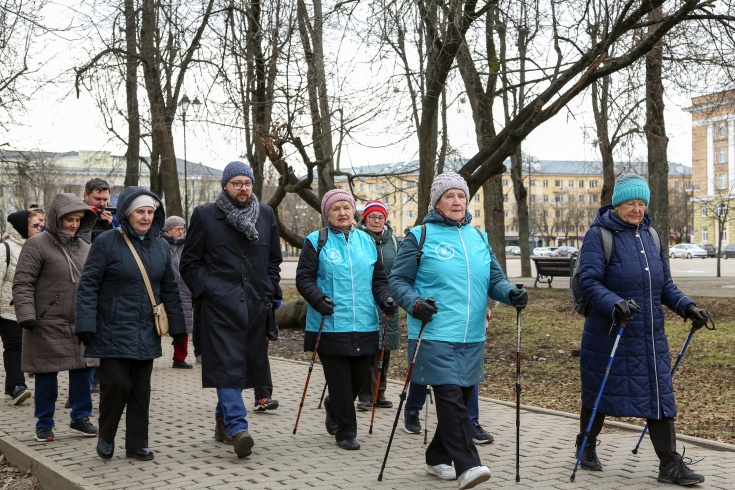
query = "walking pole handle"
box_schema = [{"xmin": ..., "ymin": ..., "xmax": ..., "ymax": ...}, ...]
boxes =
[
  {"xmin": 515, "ymin": 282, "xmax": 524, "ymax": 290},
  {"xmin": 426, "ymin": 297, "xmax": 437, "ymax": 308}
]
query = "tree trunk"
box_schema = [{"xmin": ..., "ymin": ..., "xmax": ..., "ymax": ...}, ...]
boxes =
[
  {"xmin": 511, "ymin": 149, "xmax": 531, "ymax": 277},
  {"xmin": 483, "ymin": 175, "xmax": 506, "ymax": 273},
  {"xmin": 123, "ymin": 0, "xmax": 140, "ymax": 188},
  {"xmin": 645, "ymin": 5, "xmax": 669, "ymax": 252}
]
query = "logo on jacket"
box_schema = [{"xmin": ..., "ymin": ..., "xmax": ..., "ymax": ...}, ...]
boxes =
[
  {"xmin": 434, "ymin": 242, "xmax": 455, "ymax": 260},
  {"xmin": 324, "ymin": 248, "xmax": 342, "ymax": 262}
]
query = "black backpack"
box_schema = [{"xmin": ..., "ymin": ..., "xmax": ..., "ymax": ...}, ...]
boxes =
[{"xmin": 571, "ymin": 227, "xmax": 661, "ymax": 316}]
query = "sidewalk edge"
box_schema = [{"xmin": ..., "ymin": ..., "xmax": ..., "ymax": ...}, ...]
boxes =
[{"xmin": 0, "ymin": 430, "xmax": 99, "ymax": 490}]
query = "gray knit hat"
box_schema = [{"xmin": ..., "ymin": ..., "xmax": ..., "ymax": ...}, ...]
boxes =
[
  {"xmin": 221, "ymin": 161, "xmax": 255, "ymax": 189},
  {"xmin": 163, "ymin": 215, "xmax": 185, "ymax": 232},
  {"xmin": 429, "ymin": 172, "xmax": 470, "ymax": 211}
]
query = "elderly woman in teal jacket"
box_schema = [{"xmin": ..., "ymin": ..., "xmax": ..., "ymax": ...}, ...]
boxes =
[
  {"xmin": 390, "ymin": 172, "xmax": 527, "ymax": 490},
  {"xmin": 296, "ymin": 189, "xmax": 396, "ymax": 451}
]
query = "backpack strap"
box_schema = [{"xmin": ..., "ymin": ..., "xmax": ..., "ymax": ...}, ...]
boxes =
[
  {"xmin": 316, "ymin": 227, "xmax": 328, "ymax": 256},
  {"xmin": 648, "ymin": 227, "xmax": 662, "ymax": 256},
  {"xmin": 600, "ymin": 228, "xmax": 614, "ymax": 265},
  {"xmin": 416, "ymin": 224, "xmax": 427, "ymax": 265},
  {"xmin": 390, "ymin": 233, "xmax": 398, "ymax": 252}
]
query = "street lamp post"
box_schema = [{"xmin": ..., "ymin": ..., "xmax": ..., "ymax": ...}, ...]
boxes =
[{"xmin": 178, "ymin": 94, "xmax": 202, "ymax": 227}]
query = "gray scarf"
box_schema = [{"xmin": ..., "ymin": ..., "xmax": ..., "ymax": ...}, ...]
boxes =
[{"xmin": 215, "ymin": 190, "xmax": 260, "ymax": 241}]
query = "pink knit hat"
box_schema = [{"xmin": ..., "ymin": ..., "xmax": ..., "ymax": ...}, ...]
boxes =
[{"xmin": 321, "ymin": 189, "xmax": 355, "ymax": 218}]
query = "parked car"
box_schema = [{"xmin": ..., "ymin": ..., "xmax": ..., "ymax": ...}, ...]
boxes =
[
  {"xmin": 669, "ymin": 244, "xmax": 707, "ymax": 259},
  {"xmin": 552, "ymin": 246, "xmax": 579, "ymax": 258},
  {"xmin": 532, "ymin": 247, "xmax": 553, "ymax": 256},
  {"xmin": 505, "ymin": 246, "xmax": 521, "ymax": 256},
  {"xmin": 721, "ymin": 243, "xmax": 735, "ymax": 259},
  {"xmin": 700, "ymin": 243, "xmax": 717, "ymax": 258}
]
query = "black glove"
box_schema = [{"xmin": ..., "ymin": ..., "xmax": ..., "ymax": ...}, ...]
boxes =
[
  {"xmin": 77, "ymin": 333, "xmax": 95, "ymax": 347},
  {"xmin": 614, "ymin": 299, "xmax": 641, "ymax": 322},
  {"xmin": 413, "ymin": 299, "xmax": 438, "ymax": 323},
  {"xmin": 315, "ymin": 297, "xmax": 335, "ymax": 317},
  {"xmin": 380, "ymin": 297, "xmax": 398, "ymax": 315},
  {"xmin": 685, "ymin": 305, "xmax": 708, "ymax": 330},
  {"xmin": 508, "ymin": 288, "xmax": 528, "ymax": 309},
  {"xmin": 171, "ymin": 333, "xmax": 186, "ymax": 346},
  {"xmin": 19, "ymin": 320, "xmax": 37, "ymax": 330}
]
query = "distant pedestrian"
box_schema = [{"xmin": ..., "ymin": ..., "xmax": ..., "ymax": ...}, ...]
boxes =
[
  {"xmin": 75, "ymin": 187, "xmax": 186, "ymax": 461},
  {"xmin": 296, "ymin": 189, "xmax": 396, "ymax": 451},
  {"xmin": 12, "ymin": 195, "xmax": 99, "ymax": 442},
  {"xmin": 161, "ymin": 216, "xmax": 193, "ymax": 369},
  {"xmin": 355, "ymin": 200, "xmax": 399, "ymax": 411},
  {"xmin": 83, "ymin": 178, "xmax": 115, "ymax": 243},
  {"xmin": 389, "ymin": 172, "xmax": 526, "ymax": 489},
  {"xmin": 575, "ymin": 174, "xmax": 709, "ymax": 486},
  {"xmin": 28, "ymin": 206, "xmax": 45, "ymax": 231},
  {"xmin": 180, "ymin": 161, "xmax": 283, "ymax": 459},
  {"xmin": 0, "ymin": 210, "xmax": 41, "ymax": 405}
]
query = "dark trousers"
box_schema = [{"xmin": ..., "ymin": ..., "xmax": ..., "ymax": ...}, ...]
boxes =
[
  {"xmin": 253, "ymin": 340, "xmax": 273, "ymax": 401},
  {"xmin": 357, "ymin": 350, "xmax": 391, "ymax": 403},
  {"xmin": 98, "ymin": 358, "xmax": 153, "ymax": 450},
  {"xmin": 427, "ymin": 385, "xmax": 481, "ymax": 476},
  {"xmin": 579, "ymin": 405, "xmax": 680, "ymax": 465},
  {"xmin": 319, "ymin": 353, "xmax": 372, "ymax": 441},
  {"xmin": 0, "ymin": 317, "xmax": 25, "ymax": 394}
]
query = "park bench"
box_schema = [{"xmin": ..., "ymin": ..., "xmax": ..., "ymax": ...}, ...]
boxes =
[{"xmin": 530, "ymin": 256, "xmax": 574, "ymax": 288}]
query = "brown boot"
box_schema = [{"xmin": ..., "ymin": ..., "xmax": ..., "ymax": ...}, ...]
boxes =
[{"xmin": 214, "ymin": 417, "xmax": 234, "ymax": 445}]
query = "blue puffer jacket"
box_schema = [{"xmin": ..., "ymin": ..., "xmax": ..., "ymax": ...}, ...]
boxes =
[
  {"xmin": 578, "ymin": 205, "xmax": 693, "ymax": 420},
  {"xmin": 389, "ymin": 210, "xmax": 515, "ymax": 386},
  {"xmin": 75, "ymin": 187, "xmax": 186, "ymax": 360}
]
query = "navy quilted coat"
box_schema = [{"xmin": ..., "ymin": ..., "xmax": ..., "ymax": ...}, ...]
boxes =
[{"xmin": 578, "ymin": 205, "xmax": 693, "ymax": 420}]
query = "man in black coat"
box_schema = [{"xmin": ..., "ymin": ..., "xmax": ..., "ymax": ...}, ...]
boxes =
[{"xmin": 180, "ymin": 161, "xmax": 282, "ymax": 459}]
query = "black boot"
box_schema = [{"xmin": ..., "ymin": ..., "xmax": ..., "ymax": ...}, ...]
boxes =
[
  {"xmin": 575, "ymin": 434, "xmax": 602, "ymax": 471},
  {"xmin": 658, "ymin": 457, "xmax": 705, "ymax": 486}
]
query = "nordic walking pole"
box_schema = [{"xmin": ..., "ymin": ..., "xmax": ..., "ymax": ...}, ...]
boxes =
[
  {"xmin": 370, "ymin": 299, "xmax": 394, "ymax": 434},
  {"xmin": 514, "ymin": 282, "xmax": 524, "ymax": 483},
  {"xmin": 632, "ymin": 309, "xmax": 715, "ymax": 454},
  {"xmin": 423, "ymin": 386, "xmax": 433, "ymax": 445},
  {"xmin": 571, "ymin": 315, "xmax": 629, "ymax": 482},
  {"xmin": 378, "ymin": 297, "xmax": 437, "ymax": 482},
  {"xmin": 293, "ymin": 298, "xmax": 334, "ymax": 434},
  {"xmin": 317, "ymin": 383, "xmax": 327, "ymax": 409}
]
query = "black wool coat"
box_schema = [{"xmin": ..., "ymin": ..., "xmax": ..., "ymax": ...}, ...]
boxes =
[{"xmin": 180, "ymin": 200, "xmax": 282, "ymax": 389}]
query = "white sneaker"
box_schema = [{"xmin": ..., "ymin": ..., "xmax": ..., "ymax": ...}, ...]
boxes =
[
  {"xmin": 457, "ymin": 466, "xmax": 491, "ymax": 489},
  {"xmin": 426, "ymin": 464, "xmax": 456, "ymax": 480}
]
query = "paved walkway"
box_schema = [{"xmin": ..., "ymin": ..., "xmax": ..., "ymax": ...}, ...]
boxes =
[{"xmin": 1, "ymin": 343, "xmax": 734, "ymax": 490}]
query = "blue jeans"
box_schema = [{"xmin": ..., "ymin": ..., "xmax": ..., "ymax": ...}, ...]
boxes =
[
  {"xmin": 215, "ymin": 388, "xmax": 248, "ymax": 436},
  {"xmin": 34, "ymin": 367, "xmax": 94, "ymax": 429},
  {"xmin": 406, "ymin": 382, "xmax": 480, "ymax": 424}
]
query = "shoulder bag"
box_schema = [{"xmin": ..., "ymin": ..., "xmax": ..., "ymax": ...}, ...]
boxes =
[{"xmin": 119, "ymin": 229, "xmax": 169, "ymax": 336}]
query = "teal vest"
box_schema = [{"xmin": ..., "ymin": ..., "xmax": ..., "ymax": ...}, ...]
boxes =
[
  {"xmin": 407, "ymin": 223, "xmax": 491, "ymax": 343},
  {"xmin": 304, "ymin": 228, "xmax": 379, "ymax": 333}
]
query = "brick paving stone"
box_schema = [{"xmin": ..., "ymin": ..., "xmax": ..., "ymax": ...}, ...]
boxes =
[{"xmin": 1, "ymin": 342, "xmax": 733, "ymax": 489}]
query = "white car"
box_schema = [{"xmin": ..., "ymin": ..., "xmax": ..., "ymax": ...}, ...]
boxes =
[
  {"xmin": 669, "ymin": 244, "xmax": 707, "ymax": 259},
  {"xmin": 532, "ymin": 247, "xmax": 553, "ymax": 256}
]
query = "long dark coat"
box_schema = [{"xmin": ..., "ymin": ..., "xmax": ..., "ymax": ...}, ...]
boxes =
[
  {"xmin": 75, "ymin": 187, "xmax": 186, "ymax": 360},
  {"xmin": 179, "ymin": 200, "xmax": 282, "ymax": 389},
  {"xmin": 578, "ymin": 205, "xmax": 693, "ymax": 420}
]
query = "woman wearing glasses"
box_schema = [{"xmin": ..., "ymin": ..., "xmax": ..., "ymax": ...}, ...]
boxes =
[
  {"xmin": 12, "ymin": 195, "xmax": 99, "ymax": 442},
  {"xmin": 1, "ymin": 210, "xmax": 41, "ymax": 405}
]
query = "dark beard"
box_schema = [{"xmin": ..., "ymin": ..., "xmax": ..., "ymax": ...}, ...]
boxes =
[{"xmin": 230, "ymin": 195, "xmax": 251, "ymax": 209}]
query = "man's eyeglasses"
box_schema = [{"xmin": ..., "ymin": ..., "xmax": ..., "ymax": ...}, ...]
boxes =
[
  {"xmin": 366, "ymin": 214, "xmax": 385, "ymax": 222},
  {"xmin": 31, "ymin": 223, "xmax": 42, "ymax": 229},
  {"xmin": 229, "ymin": 180, "xmax": 253, "ymax": 190}
]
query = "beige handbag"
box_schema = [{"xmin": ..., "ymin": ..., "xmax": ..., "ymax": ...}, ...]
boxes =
[{"xmin": 119, "ymin": 229, "xmax": 169, "ymax": 336}]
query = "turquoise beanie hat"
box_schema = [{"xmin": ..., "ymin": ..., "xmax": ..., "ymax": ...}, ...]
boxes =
[{"xmin": 612, "ymin": 174, "xmax": 650, "ymax": 207}]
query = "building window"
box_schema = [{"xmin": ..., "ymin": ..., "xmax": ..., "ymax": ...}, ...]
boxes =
[
  {"xmin": 392, "ymin": 211, "xmax": 396, "ymax": 219},
  {"xmin": 555, "ymin": 179, "xmax": 562, "ymax": 187},
  {"xmin": 530, "ymin": 195, "xmax": 536, "ymax": 203},
  {"xmin": 701, "ymin": 205, "xmax": 708, "ymax": 217},
  {"xmin": 504, "ymin": 210, "xmax": 509, "ymax": 217},
  {"xmin": 505, "ymin": 226, "xmax": 509, "ymax": 233},
  {"xmin": 530, "ymin": 179, "xmax": 535, "ymax": 187},
  {"xmin": 675, "ymin": 181, "xmax": 680, "ymax": 188},
  {"xmin": 569, "ymin": 180, "xmax": 574, "ymax": 187},
  {"xmin": 556, "ymin": 209, "xmax": 563, "ymax": 218},
  {"xmin": 590, "ymin": 180, "xmax": 598, "ymax": 188},
  {"xmin": 718, "ymin": 122, "xmax": 727, "ymax": 138},
  {"xmin": 503, "ymin": 179, "xmax": 508, "ymax": 186},
  {"xmin": 702, "ymin": 229, "xmax": 708, "ymax": 242},
  {"xmin": 543, "ymin": 210, "xmax": 549, "ymax": 218},
  {"xmin": 543, "ymin": 195, "xmax": 549, "ymax": 202},
  {"xmin": 406, "ymin": 181, "xmax": 415, "ymax": 188},
  {"xmin": 475, "ymin": 210, "xmax": 481, "ymax": 217},
  {"xmin": 543, "ymin": 179, "xmax": 549, "ymax": 187},
  {"xmin": 568, "ymin": 195, "xmax": 574, "ymax": 203},
  {"xmin": 555, "ymin": 196, "xmax": 563, "ymax": 203},
  {"xmin": 723, "ymin": 229, "xmax": 728, "ymax": 242},
  {"xmin": 718, "ymin": 148, "xmax": 727, "ymax": 164},
  {"xmin": 579, "ymin": 180, "xmax": 584, "ymax": 188},
  {"xmin": 475, "ymin": 194, "xmax": 481, "ymax": 202},
  {"xmin": 590, "ymin": 194, "xmax": 598, "ymax": 203},
  {"xmin": 392, "ymin": 195, "xmax": 396, "ymax": 204},
  {"xmin": 407, "ymin": 210, "xmax": 415, "ymax": 218},
  {"xmin": 719, "ymin": 173, "xmax": 727, "ymax": 189},
  {"xmin": 360, "ymin": 184, "xmax": 365, "ymax": 191},
  {"xmin": 503, "ymin": 195, "xmax": 509, "ymax": 202}
]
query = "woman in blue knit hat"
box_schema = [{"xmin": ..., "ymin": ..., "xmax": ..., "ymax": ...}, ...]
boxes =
[{"xmin": 575, "ymin": 174, "xmax": 709, "ymax": 486}]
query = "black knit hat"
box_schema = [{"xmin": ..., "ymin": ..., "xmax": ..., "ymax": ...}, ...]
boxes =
[{"xmin": 7, "ymin": 210, "xmax": 31, "ymax": 239}]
